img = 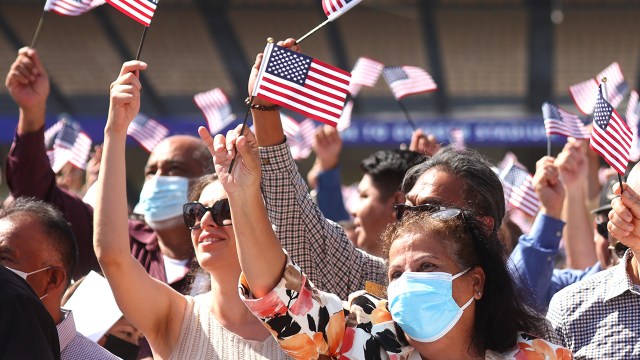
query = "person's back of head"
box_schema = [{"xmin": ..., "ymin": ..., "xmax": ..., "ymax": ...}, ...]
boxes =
[{"xmin": 401, "ymin": 146, "xmax": 505, "ymax": 232}]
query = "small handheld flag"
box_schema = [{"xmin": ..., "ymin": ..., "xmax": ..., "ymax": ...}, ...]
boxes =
[
  {"xmin": 382, "ymin": 66, "xmax": 437, "ymax": 100},
  {"xmin": 500, "ymin": 162, "xmax": 540, "ymax": 217},
  {"xmin": 449, "ymin": 128, "xmax": 465, "ymax": 151},
  {"xmin": 45, "ymin": 0, "xmax": 105, "ymax": 16},
  {"xmin": 52, "ymin": 119, "xmax": 92, "ymax": 170},
  {"xmin": 296, "ymin": 0, "xmax": 363, "ymax": 44},
  {"xmin": 106, "ymin": 0, "xmax": 157, "ymax": 26},
  {"xmin": 194, "ymin": 88, "xmax": 236, "ymax": 135},
  {"xmin": 127, "ymin": 113, "xmax": 169, "ymax": 152},
  {"xmin": 542, "ymin": 102, "xmax": 590, "ymax": 139},
  {"xmin": 349, "ymin": 57, "xmax": 384, "ymax": 97},
  {"xmin": 569, "ymin": 62, "xmax": 628, "ymax": 114},
  {"xmin": 251, "ymin": 43, "xmax": 351, "ymax": 128},
  {"xmin": 590, "ymin": 84, "xmax": 632, "ymax": 175}
]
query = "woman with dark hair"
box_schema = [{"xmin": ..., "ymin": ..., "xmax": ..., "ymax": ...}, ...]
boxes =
[{"xmin": 203, "ymin": 125, "xmax": 572, "ymax": 359}]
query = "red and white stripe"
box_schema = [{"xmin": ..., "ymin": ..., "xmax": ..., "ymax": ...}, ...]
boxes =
[
  {"xmin": 106, "ymin": 0, "xmax": 156, "ymax": 26},
  {"xmin": 127, "ymin": 114, "xmax": 169, "ymax": 153},
  {"xmin": 322, "ymin": 0, "xmax": 363, "ymax": 22},
  {"xmin": 253, "ymin": 43, "xmax": 350, "ymax": 128},
  {"xmin": 44, "ymin": 0, "xmax": 104, "ymax": 16},
  {"xmin": 337, "ymin": 100, "xmax": 353, "ymax": 132},
  {"xmin": 349, "ymin": 57, "xmax": 383, "ymax": 96}
]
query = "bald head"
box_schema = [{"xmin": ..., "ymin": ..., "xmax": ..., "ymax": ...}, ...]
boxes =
[
  {"xmin": 145, "ymin": 135, "xmax": 213, "ymax": 179},
  {"xmin": 627, "ymin": 165, "xmax": 640, "ymax": 190}
]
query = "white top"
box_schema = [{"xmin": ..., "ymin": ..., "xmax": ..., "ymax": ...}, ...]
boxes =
[
  {"xmin": 162, "ymin": 255, "xmax": 190, "ymax": 284},
  {"xmin": 169, "ymin": 295, "xmax": 291, "ymax": 360}
]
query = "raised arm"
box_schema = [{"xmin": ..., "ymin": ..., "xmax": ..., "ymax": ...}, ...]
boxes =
[
  {"xmin": 94, "ymin": 61, "xmax": 184, "ymax": 358},
  {"xmin": 556, "ymin": 139, "xmax": 597, "ymax": 269},
  {"xmin": 5, "ymin": 47, "xmax": 98, "ymax": 279},
  {"xmin": 508, "ymin": 156, "xmax": 566, "ymax": 309}
]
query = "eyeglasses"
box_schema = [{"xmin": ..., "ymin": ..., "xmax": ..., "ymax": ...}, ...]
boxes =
[
  {"xmin": 394, "ymin": 203, "xmax": 449, "ymax": 221},
  {"xmin": 183, "ymin": 200, "xmax": 232, "ymax": 230}
]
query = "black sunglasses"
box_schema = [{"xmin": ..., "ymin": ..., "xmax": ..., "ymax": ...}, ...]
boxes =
[
  {"xmin": 183, "ymin": 200, "xmax": 232, "ymax": 230},
  {"xmin": 594, "ymin": 212, "xmax": 609, "ymax": 239},
  {"xmin": 394, "ymin": 203, "xmax": 449, "ymax": 221}
]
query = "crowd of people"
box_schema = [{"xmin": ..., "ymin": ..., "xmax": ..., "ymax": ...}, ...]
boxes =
[{"xmin": 2, "ymin": 37, "xmax": 639, "ymax": 360}]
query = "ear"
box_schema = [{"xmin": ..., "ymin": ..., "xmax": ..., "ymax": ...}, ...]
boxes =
[
  {"xmin": 469, "ymin": 266, "xmax": 485, "ymax": 300},
  {"xmin": 46, "ymin": 266, "xmax": 68, "ymax": 294}
]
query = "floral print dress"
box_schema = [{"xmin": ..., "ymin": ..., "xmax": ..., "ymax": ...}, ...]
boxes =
[{"xmin": 239, "ymin": 256, "xmax": 573, "ymax": 360}]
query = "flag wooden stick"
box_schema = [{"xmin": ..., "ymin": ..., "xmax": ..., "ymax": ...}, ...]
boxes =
[
  {"xmin": 602, "ymin": 76, "xmax": 625, "ymax": 194},
  {"xmin": 397, "ymin": 100, "xmax": 417, "ymax": 130},
  {"xmin": 135, "ymin": 27, "xmax": 149, "ymax": 60},
  {"xmin": 227, "ymin": 98, "xmax": 253, "ymax": 173},
  {"xmin": 296, "ymin": 19, "xmax": 330, "ymax": 44},
  {"xmin": 547, "ymin": 136, "xmax": 552, "ymax": 157},
  {"xmin": 31, "ymin": 11, "xmax": 48, "ymax": 48}
]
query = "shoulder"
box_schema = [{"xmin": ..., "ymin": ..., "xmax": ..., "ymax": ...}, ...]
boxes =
[
  {"xmin": 495, "ymin": 332, "xmax": 573, "ymax": 359},
  {"xmin": 549, "ymin": 265, "xmax": 614, "ymax": 310}
]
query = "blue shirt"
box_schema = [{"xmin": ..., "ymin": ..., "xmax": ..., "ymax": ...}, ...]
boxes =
[
  {"xmin": 508, "ymin": 213, "xmax": 601, "ymax": 310},
  {"xmin": 315, "ymin": 167, "xmax": 351, "ymax": 223}
]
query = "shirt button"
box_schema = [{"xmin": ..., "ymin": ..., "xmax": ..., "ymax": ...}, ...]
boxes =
[
  {"xmin": 547, "ymin": 256, "xmax": 552, "ymax": 262},
  {"xmin": 556, "ymin": 231, "xmax": 562, "ymax": 237}
]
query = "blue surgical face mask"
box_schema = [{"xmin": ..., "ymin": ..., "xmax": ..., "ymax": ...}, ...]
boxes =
[
  {"xmin": 134, "ymin": 176, "xmax": 189, "ymax": 224},
  {"xmin": 387, "ymin": 268, "xmax": 474, "ymax": 343}
]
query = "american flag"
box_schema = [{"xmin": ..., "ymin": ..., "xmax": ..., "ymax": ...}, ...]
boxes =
[
  {"xmin": 127, "ymin": 113, "xmax": 169, "ymax": 152},
  {"xmin": 500, "ymin": 162, "xmax": 540, "ymax": 217},
  {"xmin": 47, "ymin": 148, "xmax": 72, "ymax": 174},
  {"xmin": 322, "ymin": 0, "xmax": 363, "ymax": 22},
  {"xmin": 382, "ymin": 66, "xmax": 437, "ymax": 100},
  {"xmin": 251, "ymin": 43, "xmax": 351, "ymax": 128},
  {"xmin": 44, "ymin": 118, "xmax": 65, "ymax": 149},
  {"xmin": 449, "ymin": 128, "xmax": 465, "ymax": 151},
  {"xmin": 569, "ymin": 62, "xmax": 629, "ymax": 114},
  {"xmin": 44, "ymin": 0, "xmax": 104, "ymax": 16},
  {"xmin": 498, "ymin": 151, "xmax": 518, "ymax": 172},
  {"xmin": 106, "ymin": 0, "xmax": 157, "ymax": 26},
  {"xmin": 337, "ymin": 100, "xmax": 353, "ymax": 132},
  {"xmin": 53, "ymin": 120, "xmax": 92, "ymax": 170},
  {"xmin": 625, "ymin": 91, "xmax": 640, "ymax": 161},
  {"xmin": 194, "ymin": 88, "xmax": 236, "ymax": 135},
  {"xmin": 590, "ymin": 84, "xmax": 633, "ymax": 175},
  {"xmin": 289, "ymin": 118, "xmax": 316, "ymax": 160},
  {"xmin": 349, "ymin": 57, "xmax": 383, "ymax": 97},
  {"xmin": 542, "ymin": 102, "xmax": 590, "ymax": 139}
]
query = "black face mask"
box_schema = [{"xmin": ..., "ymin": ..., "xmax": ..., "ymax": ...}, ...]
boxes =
[{"xmin": 103, "ymin": 334, "xmax": 140, "ymax": 360}]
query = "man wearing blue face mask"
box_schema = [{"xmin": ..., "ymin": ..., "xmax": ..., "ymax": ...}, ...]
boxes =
[{"xmin": 5, "ymin": 49, "xmax": 213, "ymax": 294}]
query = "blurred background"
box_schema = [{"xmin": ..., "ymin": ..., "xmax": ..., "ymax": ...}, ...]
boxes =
[{"xmin": 1, "ymin": 0, "xmax": 639, "ymax": 196}]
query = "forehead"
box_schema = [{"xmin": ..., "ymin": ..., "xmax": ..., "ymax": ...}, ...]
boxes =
[
  {"xmin": 0, "ymin": 215, "xmax": 47, "ymax": 261},
  {"xmin": 198, "ymin": 181, "xmax": 227, "ymax": 204},
  {"xmin": 406, "ymin": 167, "xmax": 468, "ymax": 208},
  {"xmin": 388, "ymin": 229, "xmax": 455, "ymax": 265},
  {"xmin": 147, "ymin": 138, "xmax": 201, "ymax": 167}
]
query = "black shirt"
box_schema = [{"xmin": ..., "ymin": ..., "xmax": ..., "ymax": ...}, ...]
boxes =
[{"xmin": 0, "ymin": 265, "xmax": 61, "ymax": 360}]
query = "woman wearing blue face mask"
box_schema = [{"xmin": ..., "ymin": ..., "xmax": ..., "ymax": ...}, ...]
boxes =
[{"xmin": 207, "ymin": 126, "xmax": 573, "ymax": 360}]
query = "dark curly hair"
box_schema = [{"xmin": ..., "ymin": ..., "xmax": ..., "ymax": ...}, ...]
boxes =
[
  {"xmin": 382, "ymin": 210, "xmax": 546, "ymax": 354},
  {"xmin": 360, "ymin": 149, "xmax": 426, "ymax": 199}
]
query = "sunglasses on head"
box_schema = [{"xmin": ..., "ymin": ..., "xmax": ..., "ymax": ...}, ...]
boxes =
[
  {"xmin": 394, "ymin": 203, "xmax": 449, "ymax": 221},
  {"xmin": 183, "ymin": 200, "xmax": 232, "ymax": 230}
]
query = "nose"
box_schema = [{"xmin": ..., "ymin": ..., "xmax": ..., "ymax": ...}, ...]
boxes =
[{"xmin": 199, "ymin": 208, "xmax": 219, "ymax": 229}]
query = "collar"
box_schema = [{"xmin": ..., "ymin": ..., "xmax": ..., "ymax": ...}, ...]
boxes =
[
  {"xmin": 604, "ymin": 250, "xmax": 640, "ymax": 302},
  {"xmin": 56, "ymin": 309, "xmax": 76, "ymax": 353}
]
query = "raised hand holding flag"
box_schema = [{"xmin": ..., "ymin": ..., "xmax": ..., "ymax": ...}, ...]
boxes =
[{"xmin": 251, "ymin": 43, "xmax": 350, "ymax": 128}]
